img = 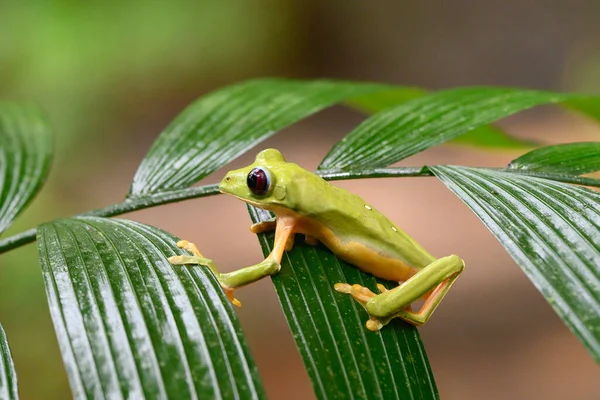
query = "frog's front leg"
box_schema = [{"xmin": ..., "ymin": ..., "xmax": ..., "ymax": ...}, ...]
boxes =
[
  {"xmin": 250, "ymin": 217, "xmax": 295, "ymax": 250},
  {"xmin": 335, "ymin": 255, "xmax": 464, "ymax": 331},
  {"xmin": 170, "ymin": 216, "xmax": 296, "ymax": 306},
  {"xmin": 250, "ymin": 217, "xmax": 276, "ymax": 234},
  {"xmin": 169, "ymin": 240, "xmax": 243, "ymax": 306}
]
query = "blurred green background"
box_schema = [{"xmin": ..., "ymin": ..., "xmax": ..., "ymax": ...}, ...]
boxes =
[{"xmin": 1, "ymin": 2, "xmax": 599, "ymax": 399}]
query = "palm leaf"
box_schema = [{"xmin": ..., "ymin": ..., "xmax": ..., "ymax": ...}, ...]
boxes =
[
  {"xmin": 0, "ymin": 103, "xmax": 53, "ymax": 235},
  {"xmin": 129, "ymin": 78, "xmax": 398, "ymax": 196},
  {"xmin": 0, "ymin": 324, "xmax": 18, "ymax": 400},
  {"xmin": 318, "ymin": 87, "xmax": 594, "ymax": 170},
  {"xmin": 37, "ymin": 217, "xmax": 265, "ymax": 399},
  {"xmin": 430, "ymin": 166, "xmax": 600, "ymax": 363},
  {"xmin": 507, "ymin": 142, "xmax": 600, "ymax": 175},
  {"xmin": 347, "ymin": 86, "xmax": 533, "ymax": 149}
]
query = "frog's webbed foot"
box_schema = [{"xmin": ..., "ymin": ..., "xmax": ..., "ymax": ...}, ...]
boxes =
[
  {"xmin": 337, "ymin": 255, "xmax": 464, "ymax": 330},
  {"xmin": 168, "ymin": 240, "xmax": 242, "ymax": 307},
  {"xmin": 334, "ymin": 283, "xmax": 378, "ymax": 304},
  {"xmin": 174, "ymin": 240, "xmax": 204, "ymax": 257},
  {"xmin": 223, "ymin": 287, "xmax": 242, "ymax": 307},
  {"xmin": 168, "ymin": 240, "xmax": 212, "ymax": 266},
  {"xmin": 334, "ymin": 283, "xmax": 387, "ymax": 331}
]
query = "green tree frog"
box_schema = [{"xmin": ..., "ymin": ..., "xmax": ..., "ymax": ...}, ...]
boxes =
[{"xmin": 169, "ymin": 149, "xmax": 464, "ymax": 331}]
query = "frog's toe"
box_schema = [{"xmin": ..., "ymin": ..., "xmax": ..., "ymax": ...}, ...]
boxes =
[
  {"xmin": 334, "ymin": 283, "xmax": 377, "ymax": 305},
  {"xmin": 168, "ymin": 255, "xmax": 185, "ymax": 264},
  {"xmin": 250, "ymin": 220, "xmax": 276, "ymax": 234},
  {"xmin": 334, "ymin": 282, "xmax": 352, "ymax": 293},
  {"xmin": 366, "ymin": 318, "xmax": 384, "ymax": 332},
  {"xmin": 376, "ymin": 283, "xmax": 389, "ymax": 293},
  {"xmin": 168, "ymin": 254, "xmax": 206, "ymax": 266},
  {"xmin": 175, "ymin": 240, "xmax": 204, "ymax": 257},
  {"xmin": 335, "ymin": 283, "xmax": 390, "ymax": 331},
  {"xmin": 224, "ymin": 287, "xmax": 242, "ymax": 307}
]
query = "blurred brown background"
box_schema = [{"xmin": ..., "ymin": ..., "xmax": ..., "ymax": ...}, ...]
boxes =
[{"xmin": 1, "ymin": 1, "xmax": 599, "ymax": 399}]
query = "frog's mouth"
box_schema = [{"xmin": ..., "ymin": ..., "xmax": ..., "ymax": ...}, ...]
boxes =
[
  {"xmin": 217, "ymin": 170, "xmax": 244, "ymax": 195},
  {"xmin": 217, "ymin": 177, "xmax": 232, "ymax": 195},
  {"xmin": 218, "ymin": 179, "xmax": 266, "ymax": 208},
  {"xmin": 222, "ymin": 192, "xmax": 275, "ymax": 211}
]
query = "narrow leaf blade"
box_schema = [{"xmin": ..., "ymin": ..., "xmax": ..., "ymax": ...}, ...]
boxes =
[
  {"xmin": 37, "ymin": 217, "xmax": 264, "ymax": 399},
  {"xmin": 348, "ymin": 87, "xmax": 531, "ymax": 149},
  {"xmin": 507, "ymin": 142, "xmax": 600, "ymax": 175},
  {"xmin": 562, "ymin": 97, "xmax": 600, "ymax": 122},
  {"xmin": 431, "ymin": 166, "xmax": 600, "ymax": 363},
  {"xmin": 0, "ymin": 324, "xmax": 19, "ymax": 400},
  {"xmin": 451, "ymin": 125, "xmax": 535, "ymax": 149},
  {"xmin": 319, "ymin": 87, "xmax": 586, "ymax": 170},
  {"xmin": 0, "ymin": 103, "xmax": 53, "ymax": 234},
  {"xmin": 129, "ymin": 79, "xmax": 396, "ymax": 196},
  {"xmin": 346, "ymin": 87, "xmax": 426, "ymax": 113},
  {"xmin": 247, "ymin": 206, "xmax": 438, "ymax": 400}
]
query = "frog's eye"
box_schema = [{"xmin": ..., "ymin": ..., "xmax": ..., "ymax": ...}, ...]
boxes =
[{"xmin": 247, "ymin": 167, "xmax": 271, "ymax": 195}]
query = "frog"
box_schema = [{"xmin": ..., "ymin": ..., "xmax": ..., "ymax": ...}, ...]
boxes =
[{"xmin": 169, "ymin": 149, "xmax": 465, "ymax": 331}]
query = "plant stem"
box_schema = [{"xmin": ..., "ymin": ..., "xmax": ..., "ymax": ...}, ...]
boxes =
[
  {"xmin": 319, "ymin": 166, "xmax": 430, "ymax": 180},
  {"xmin": 1, "ymin": 165, "xmax": 597, "ymax": 255},
  {"xmin": 0, "ymin": 167, "xmax": 432, "ymax": 254}
]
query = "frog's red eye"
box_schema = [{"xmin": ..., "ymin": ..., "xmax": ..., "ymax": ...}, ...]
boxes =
[{"xmin": 247, "ymin": 167, "xmax": 271, "ymax": 195}]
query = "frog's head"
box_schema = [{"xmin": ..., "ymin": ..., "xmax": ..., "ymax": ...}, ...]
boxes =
[{"xmin": 219, "ymin": 148, "xmax": 291, "ymax": 210}]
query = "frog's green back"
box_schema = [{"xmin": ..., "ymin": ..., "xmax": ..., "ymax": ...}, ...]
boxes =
[{"xmin": 281, "ymin": 162, "xmax": 436, "ymax": 270}]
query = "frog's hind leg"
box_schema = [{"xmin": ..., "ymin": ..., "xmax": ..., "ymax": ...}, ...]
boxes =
[
  {"xmin": 336, "ymin": 255, "xmax": 464, "ymax": 331},
  {"xmin": 334, "ymin": 282, "xmax": 412, "ymax": 330},
  {"xmin": 369, "ymin": 255, "xmax": 463, "ymax": 329}
]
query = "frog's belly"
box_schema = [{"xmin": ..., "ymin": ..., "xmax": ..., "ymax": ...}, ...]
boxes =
[
  {"xmin": 327, "ymin": 236, "xmax": 418, "ymax": 282},
  {"xmin": 297, "ymin": 220, "xmax": 419, "ymax": 282}
]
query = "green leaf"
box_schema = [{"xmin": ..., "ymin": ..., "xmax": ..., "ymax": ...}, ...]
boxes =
[
  {"xmin": 37, "ymin": 217, "xmax": 265, "ymax": 399},
  {"xmin": 507, "ymin": 142, "xmax": 600, "ymax": 175},
  {"xmin": 430, "ymin": 166, "xmax": 600, "ymax": 363},
  {"xmin": 0, "ymin": 324, "xmax": 18, "ymax": 400},
  {"xmin": 450, "ymin": 126, "xmax": 535, "ymax": 149},
  {"xmin": 319, "ymin": 87, "xmax": 591, "ymax": 171},
  {"xmin": 247, "ymin": 206, "xmax": 438, "ymax": 400},
  {"xmin": 129, "ymin": 78, "xmax": 398, "ymax": 196},
  {"xmin": 502, "ymin": 170, "xmax": 600, "ymax": 189},
  {"xmin": 562, "ymin": 98, "xmax": 600, "ymax": 122},
  {"xmin": 346, "ymin": 87, "xmax": 426, "ymax": 113},
  {"xmin": 0, "ymin": 103, "xmax": 53, "ymax": 235},
  {"xmin": 347, "ymin": 87, "xmax": 532, "ymax": 150}
]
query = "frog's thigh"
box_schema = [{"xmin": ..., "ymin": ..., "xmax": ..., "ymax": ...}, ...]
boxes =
[{"xmin": 366, "ymin": 255, "xmax": 464, "ymax": 327}]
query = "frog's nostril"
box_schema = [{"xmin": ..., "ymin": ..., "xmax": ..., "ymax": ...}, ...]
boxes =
[{"xmin": 226, "ymin": 177, "xmax": 231, "ymax": 182}]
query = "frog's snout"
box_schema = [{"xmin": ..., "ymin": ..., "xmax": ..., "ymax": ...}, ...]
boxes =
[
  {"xmin": 219, "ymin": 170, "xmax": 242, "ymax": 194},
  {"xmin": 218, "ymin": 174, "xmax": 231, "ymax": 194}
]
